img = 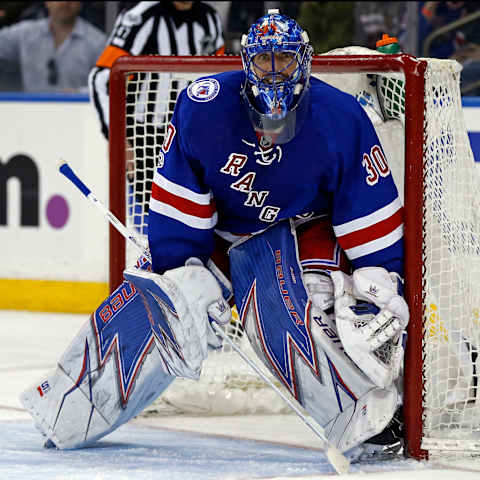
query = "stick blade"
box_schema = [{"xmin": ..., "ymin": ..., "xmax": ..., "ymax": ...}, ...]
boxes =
[{"xmin": 326, "ymin": 446, "xmax": 350, "ymax": 475}]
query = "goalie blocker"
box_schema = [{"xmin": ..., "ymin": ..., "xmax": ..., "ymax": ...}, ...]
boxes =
[{"xmin": 20, "ymin": 219, "xmax": 406, "ymax": 453}]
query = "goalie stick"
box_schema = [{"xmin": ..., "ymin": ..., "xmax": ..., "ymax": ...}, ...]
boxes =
[{"xmin": 58, "ymin": 159, "xmax": 350, "ymax": 475}]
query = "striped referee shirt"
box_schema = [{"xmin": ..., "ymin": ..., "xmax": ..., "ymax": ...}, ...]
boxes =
[{"xmin": 89, "ymin": 1, "xmax": 225, "ymax": 138}]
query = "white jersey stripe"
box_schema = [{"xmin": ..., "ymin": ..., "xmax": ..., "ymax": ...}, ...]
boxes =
[
  {"xmin": 157, "ymin": 17, "xmax": 170, "ymax": 55},
  {"xmin": 333, "ymin": 197, "xmax": 403, "ymax": 237},
  {"xmin": 175, "ymin": 23, "xmax": 189, "ymax": 55},
  {"xmin": 153, "ymin": 171, "xmax": 213, "ymax": 205},
  {"xmin": 130, "ymin": 16, "xmax": 155, "ymax": 55},
  {"xmin": 344, "ymin": 224, "xmax": 404, "ymax": 260},
  {"xmin": 150, "ymin": 198, "xmax": 217, "ymax": 229},
  {"xmin": 193, "ymin": 22, "xmax": 206, "ymax": 52}
]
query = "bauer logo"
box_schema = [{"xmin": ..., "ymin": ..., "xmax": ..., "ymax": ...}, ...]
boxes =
[{"xmin": 187, "ymin": 78, "xmax": 220, "ymax": 103}]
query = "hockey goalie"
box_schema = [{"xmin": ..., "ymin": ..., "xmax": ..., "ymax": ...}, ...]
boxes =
[{"xmin": 20, "ymin": 9, "xmax": 408, "ymax": 462}]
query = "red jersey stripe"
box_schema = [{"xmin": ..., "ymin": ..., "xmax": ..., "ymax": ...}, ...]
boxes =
[
  {"xmin": 337, "ymin": 208, "xmax": 404, "ymax": 250},
  {"xmin": 151, "ymin": 182, "xmax": 216, "ymax": 219}
]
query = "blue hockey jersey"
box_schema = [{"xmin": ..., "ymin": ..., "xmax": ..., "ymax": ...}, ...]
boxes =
[{"xmin": 148, "ymin": 71, "xmax": 404, "ymax": 276}]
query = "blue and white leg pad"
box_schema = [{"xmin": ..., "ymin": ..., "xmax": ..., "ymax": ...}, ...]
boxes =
[
  {"xmin": 229, "ymin": 219, "xmax": 398, "ymax": 452},
  {"xmin": 20, "ymin": 278, "xmax": 175, "ymax": 449},
  {"xmin": 20, "ymin": 261, "xmax": 228, "ymax": 449}
]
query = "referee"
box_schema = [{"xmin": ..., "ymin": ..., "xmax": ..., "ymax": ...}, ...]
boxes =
[
  {"xmin": 88, "ymin": 1, "xmax": 225, "ymax": 232},
  {"xmin": 89, "ymin": 1, "xmax": 225, "ymax": 138}
]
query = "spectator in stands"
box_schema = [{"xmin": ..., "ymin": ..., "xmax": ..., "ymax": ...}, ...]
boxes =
[
  {"xmin": 451, "ymin": 16, "xmax": 480, "ymax": 96},
  {"xmin": 448, "ymin": 2, "xmax": 480, "ymax": 95},
  {"xmin": 0, "ymin": 1, "xmax": 106, "ymax": 92},
  {"xmin": 419, "ymin": 1, "xmax": 470, "ymax": 58},
  {"xmin": 420, "ymin": 1, "xmax": 480, "ymax": 95},
  {"xmin": 451, "ymin": 45, "xmax": 480, "ymax": 95},
  {"xmin": 0, "ymin": 2, "xmax": 35, "ymax": 28}
]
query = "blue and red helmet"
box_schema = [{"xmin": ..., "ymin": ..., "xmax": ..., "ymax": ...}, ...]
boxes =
[{"xmin": 240, "ymin": 10, "xmax": 313, "ymax": 144}]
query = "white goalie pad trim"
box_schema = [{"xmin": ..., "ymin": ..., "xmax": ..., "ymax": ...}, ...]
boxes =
[{"xmin": 331, "ymin": 267, "xmax": 409, "ymax": 388}]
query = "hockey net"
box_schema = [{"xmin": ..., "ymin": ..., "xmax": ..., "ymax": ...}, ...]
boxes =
[{"xmin": 109, "ymin": 49, "xmax": 480, "ymax": 460}]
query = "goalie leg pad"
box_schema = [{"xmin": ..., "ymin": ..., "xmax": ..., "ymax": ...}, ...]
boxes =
[
  {"xmin": 229, "ymin": 219, "xmax": 398, "ymax": 451},
  {"xmin": 20, "ymin": 257, "xmax": 231, "ymax": 450},
  {"xmin": 21, "ymin": 364, "xmax": 111, "ymax": 449},
  {"xmin": 20, "ymin": 279, "xmax": 179, "ymax": 449},
  {"xmin": 125, "ymin": 260, "xmax": 231, "ymax": 355},
  {"xmin": 125, "ymin": 265, "xmax": 208, "ymax": 378}
]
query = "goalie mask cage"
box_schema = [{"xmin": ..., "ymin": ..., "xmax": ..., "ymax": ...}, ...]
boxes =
[{"xmin": 109, "ymin": 52, "xmax": 480, "ymax": 461}]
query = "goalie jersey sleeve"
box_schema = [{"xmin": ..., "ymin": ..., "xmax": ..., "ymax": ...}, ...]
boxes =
[
  {"xmin": 148, "ymin": 72, "xmax": 404, "ymax": 276},
  {"xmin": 324, "ymin": 99, "xmax": 404, "ymax": 276},
  {"xmin": 148, "ymin": 92, "xmax": 217, "ymax": 273}
]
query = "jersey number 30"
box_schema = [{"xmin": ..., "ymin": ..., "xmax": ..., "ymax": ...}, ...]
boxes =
[{"xmin": 362, "ymin": 145, "xmax": 390, "ymax": 186}]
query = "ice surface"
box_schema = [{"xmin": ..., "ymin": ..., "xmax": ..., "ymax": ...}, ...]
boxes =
[{"xmin": 1, "ymin": 310, "xmax": 479, "ymax": 479}]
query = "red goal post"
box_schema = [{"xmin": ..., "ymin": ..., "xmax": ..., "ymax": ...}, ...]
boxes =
[{"xmin": 109, "ymin": 53, "xmax": 479, "ymax": 461}]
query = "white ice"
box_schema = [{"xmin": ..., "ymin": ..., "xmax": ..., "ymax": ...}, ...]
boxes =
[{"xmin": 1, "ymin": 310, "xmax": 479, "ymax": 479}]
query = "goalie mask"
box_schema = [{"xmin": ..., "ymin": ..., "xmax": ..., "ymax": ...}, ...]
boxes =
[{"xmin": 240, "ymin": 10, "xmax": 313, "ymax": 144}]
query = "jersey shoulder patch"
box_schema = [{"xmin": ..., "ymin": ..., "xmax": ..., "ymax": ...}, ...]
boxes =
[{"xmin": 187, "ymin": 78, "xmax": 220, "ymax": 103}]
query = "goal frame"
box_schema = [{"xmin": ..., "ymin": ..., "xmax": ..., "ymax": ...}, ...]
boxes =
[{"xmin": 109, "ymin": 54, "xmax": 427, "ymax": 460}]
